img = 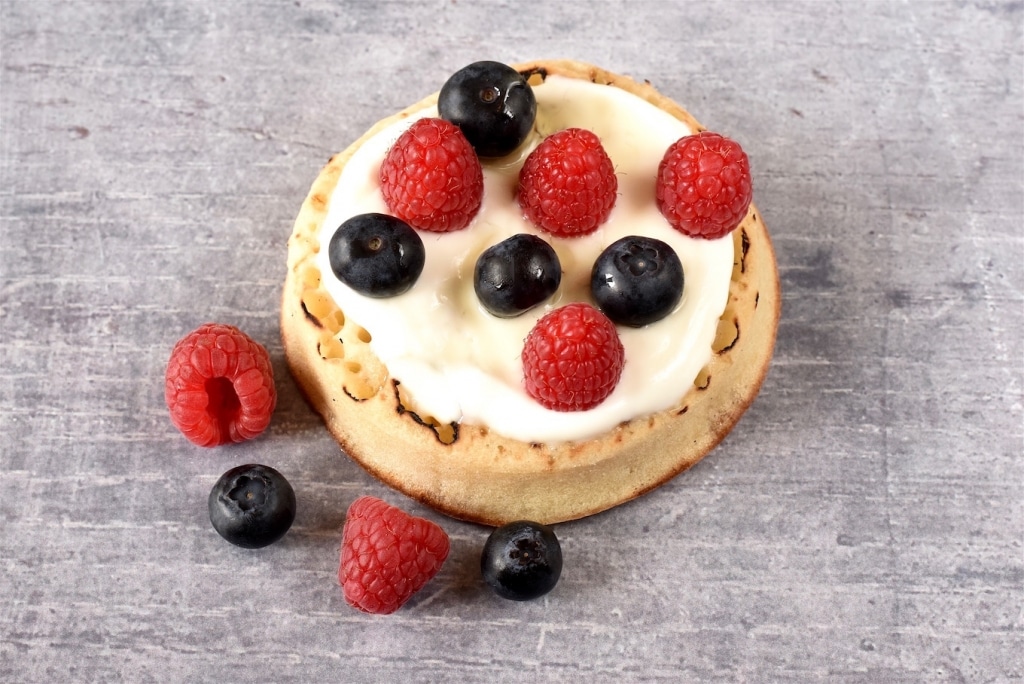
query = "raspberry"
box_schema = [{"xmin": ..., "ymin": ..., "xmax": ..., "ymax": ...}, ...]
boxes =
[
  {"xmin": 517, "ymin": 128, "xmax": 618, "ymax": 238},
  {"xmin": 655, "ymin": 131, "xmax": 752, "ymax": 240},
  {"xmin": 339, "ymin": 496, "xmax": 450, "ymax": 615},
  {"xmin": 379, "ymin": 117, "xmax": 483, "ymax": 232},
  {"xmin": 522, "ymin": 303, "xmax": 625, "ymax": 411},
  {"xmin": 164, "ymin": 323, "xmax": 276, "ymax": 447}
]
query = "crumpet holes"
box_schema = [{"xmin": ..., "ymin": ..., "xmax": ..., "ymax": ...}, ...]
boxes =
[
  {"xmin": 712, "ymin": 316, "xmax": 740, "ymax": 354},
  {"xmin": 392, "ymin": 380, "xmax": 459, "ymax": 445},
  {"xmin": 299, "ymin": 264, "xmax": 321, "ymax": 289},
  {"xmin": 302, "ymin": 290, "xmax": 334, "ymax": 321},
  {"xmin": 317, "ymin": 334, "xmax": 344, "ymax": 360},
  {"xmin": 433, "ymin": 422, "xmax": 457, "ymax": 445},
  {"xmin": 324, "ymin": 309, "xmax": 345, "ymax": 335},
  {"xmin": 345, "ymin": 378, "xmax": 377, "ymax": 401}
]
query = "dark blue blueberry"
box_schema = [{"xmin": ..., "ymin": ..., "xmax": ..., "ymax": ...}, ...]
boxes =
[
  {"xmin": 439, "ymin": 61, "xmax": 537, "ymax": 158},
  {"xmin": 481, "ymin": 520, "xmax": 562, "ymax": 601},
  {"xmin": 474, "ymin": 234, "xmax": 561, "ymax": 317},
  {"xmin": 328, "ymin": 213, "xmax": 425, "ymax": 298},
  {"xmin": 208, "ymin": 464, "xmax": 296, "ymax": 549},
  {"xmin": 590, "ymin": 235, "xmax": 684, "ymax": 327}
]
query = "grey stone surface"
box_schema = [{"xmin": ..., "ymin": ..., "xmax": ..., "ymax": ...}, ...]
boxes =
[{"xmin": 1, "ymin": 0, "xmax": 1021, "ymax": 681}]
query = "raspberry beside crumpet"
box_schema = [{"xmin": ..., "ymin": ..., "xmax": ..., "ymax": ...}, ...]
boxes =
[
  {"xmin": 339, "ymin": 496, "xmax": 450, "ymax": 615},
  {"xmin": 165, "ymin": 323, "xmax": 276, "ymax": 447}
]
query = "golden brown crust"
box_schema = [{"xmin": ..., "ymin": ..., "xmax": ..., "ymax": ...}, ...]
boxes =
[{"xmin": 281, "ymin": 60, "xmax": 780, "ymax": 526}]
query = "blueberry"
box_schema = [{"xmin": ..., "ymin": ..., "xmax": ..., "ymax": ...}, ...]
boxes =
[
  {"xmin": 328, "ymin": 213, "xmax": 425, "ymax": 298},
  {"xmin": 474, "ymin": 234, "xmax": 561, "ymax": 317},
  {"xmin": 481, "ymin": 520, "xmax": 562, "ymax": 601},
  {"xmin": 590, "ymin": 235, "xmax": 684, "ymax": 327},
  {"xmin": 439, "ymin": 61, "xmax": 537, "ymax": 158},
  {"xmin": 208, "ymin": 464, "xmax": 296, "ymax": 549}
]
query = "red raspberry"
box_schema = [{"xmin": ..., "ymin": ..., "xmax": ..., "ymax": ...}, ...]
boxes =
[
  {"xmin": 164, "ymin": 323, "xmax": 276, "ymax": 447},
  {"xmin": 379, "ymin": 117, "xmax": 483, "ymax": 232},
  {"xmin": 339, "ymin": 496, "xmax": 450, "ymax": 615},
  {"xmin": 656, "ymin": 131, "xmax": 752, "ymax": 240},
  {"xmin": 522, "ymin": 303, "xmax": 625, "ymax": 412},
  {"xmin": 517, "ymin": 128, "xmax": 618, "ymax": 238}
]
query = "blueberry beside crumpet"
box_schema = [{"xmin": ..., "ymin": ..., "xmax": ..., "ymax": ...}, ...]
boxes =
[{"xmin": 281, "ymin": 60, "xmax": 780, "ymax": 526}]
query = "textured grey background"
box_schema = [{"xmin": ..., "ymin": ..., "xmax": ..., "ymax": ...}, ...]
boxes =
[{"xmin": 1, "ymin": 1, "xmax": 1022, "ymax": 681}]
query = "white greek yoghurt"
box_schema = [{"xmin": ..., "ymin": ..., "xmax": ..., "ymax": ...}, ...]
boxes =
[{"xmin": 316, "ymin": 76, "xmax": 734, "ymax": 443}]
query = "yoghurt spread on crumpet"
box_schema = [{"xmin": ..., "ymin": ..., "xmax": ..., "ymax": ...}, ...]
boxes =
[{"xmin": 315, "ymin": 76, "xmax": 734, "ymax": 443}]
